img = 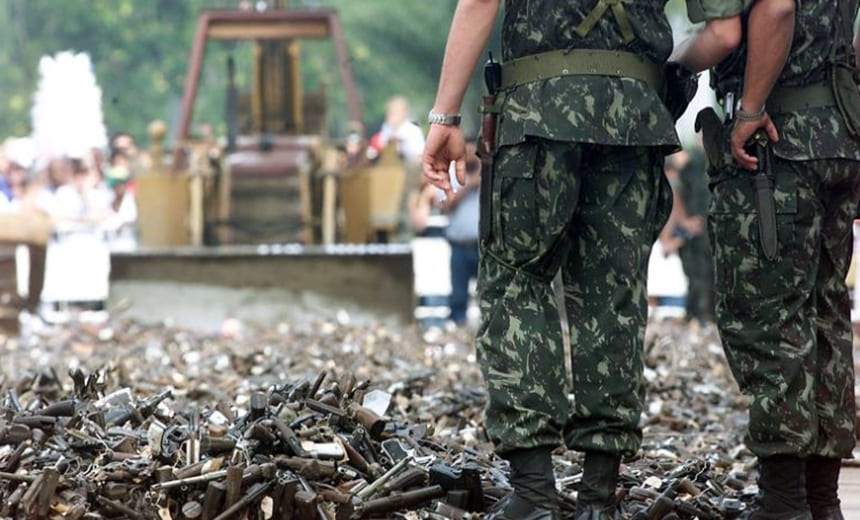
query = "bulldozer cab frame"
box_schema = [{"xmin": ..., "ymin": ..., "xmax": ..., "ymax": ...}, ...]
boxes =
[
  {"xmin": 175, "ymin": 9, "xmax": 361, "ymax": 165},
  {"xmin": 148, "ymin": 8, "xmax": 369, "ymax": 247}
]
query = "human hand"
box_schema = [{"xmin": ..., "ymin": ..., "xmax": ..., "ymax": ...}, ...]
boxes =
[
  {"xmin": 661, "ymin": 236, "xmax": 683, "ymax": 256},
  {"xmin": 731, "ymin": 112, "xmax": 778, "ymax": 170},
  {"xmin": 680, "ymin": 215, "xmax": 705, "ymax": 237},
  {"xmin": 440, "ymin": 193, "xmax": 460, "ymax": 214},
  {"xmin": 422, "ymin": 125, "xmax": 465, "ymax": 199}
]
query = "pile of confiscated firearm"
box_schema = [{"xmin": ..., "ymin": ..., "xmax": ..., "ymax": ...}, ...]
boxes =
[{"xmin": 0, "ymin": 321, "xmax": 763, "ymax": 518}]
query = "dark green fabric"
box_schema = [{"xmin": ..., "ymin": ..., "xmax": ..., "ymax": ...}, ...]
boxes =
[
  {"xmin": 832, "ymin": 62, "xmax": 860, "ymax": 139},
  {"xmin": 704, "ymin": 0, "xmax": 860, "ymax": 160},
  {"xmin": 477, "ymin": 140, "xmax": 671, "ymax": 456},
  {"xmin": 498, "ymin": 0, "xmax": 679, "ymax": 150},
  {"xmin": 708, "ymin": 156, "xmax": 859, "ymax": 458},
  {"xmin": 575, "ymin": 0, "xmax": 635, "ymax": 42},
  {"xmin": 768, "ymin": 82, "xmax": 836, "ymax": 114},
  {"xmin": 500, "ymin": 49, "xmax": 663, "ymax": 91}
]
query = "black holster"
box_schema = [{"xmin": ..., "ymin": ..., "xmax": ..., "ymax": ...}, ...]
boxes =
[
  {"xmin": 478, "ymin": 95, "xmax": 499, "ymax": 244},
  {"xmin": 750, "ymin": 134, "xmax": 778, "ymax": 261}
]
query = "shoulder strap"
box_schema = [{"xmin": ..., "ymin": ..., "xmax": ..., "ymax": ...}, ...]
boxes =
[{"xmin": 576, "ymin": 0, "xmax": 636, "ymax": 43}]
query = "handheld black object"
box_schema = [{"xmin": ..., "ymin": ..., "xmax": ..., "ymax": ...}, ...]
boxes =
[
  {"xmin": 747, "ymin": 131, "xmax": 778, "ymax": 261},
  {"xmin": 479, "ymin": 52, "xmax": 502, "ymax": 243},
  {"xmin": 663, "ymin": 61, "xmax": 698, "ymax": 121},
  {"xmin": 484, "ymin": 52, "xmax": 502, "ymax": 96}
]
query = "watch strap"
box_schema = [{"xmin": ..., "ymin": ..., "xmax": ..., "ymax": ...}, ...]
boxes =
[{"xmin": 428, "ymin": 111, "xmax": 462, "ymax": 126}]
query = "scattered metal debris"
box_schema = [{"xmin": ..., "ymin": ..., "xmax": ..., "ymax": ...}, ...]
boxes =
[{"xmin": 0, "ymin": 318, "xmax": 787, "ymax": 518}]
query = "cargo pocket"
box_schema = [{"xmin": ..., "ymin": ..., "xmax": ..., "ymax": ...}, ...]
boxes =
[
  {"xmin": 492, "ymin": 141, "xmax": 540, "ymax": 258},
  {"xmin": 709, "ymin": 166, "xmax": 797, "ymax": 304}
]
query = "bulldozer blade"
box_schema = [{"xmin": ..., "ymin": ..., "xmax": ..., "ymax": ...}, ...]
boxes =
[{"xmin": 109, "ymin": 244, "xmax": 414, "ymax": 330}]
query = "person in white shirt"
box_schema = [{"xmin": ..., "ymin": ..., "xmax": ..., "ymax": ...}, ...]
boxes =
[{"xmin": 376, "ymin": 96, "xmax": 425, "ymax": 164}]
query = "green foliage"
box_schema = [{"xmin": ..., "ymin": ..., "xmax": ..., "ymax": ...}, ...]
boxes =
[
  {"xmin": 307, "ymin": 0, "xmax": 499, "ymax": 135},
  {"xmin": 1, "ymin": 0, "xmax": 216, "ymax": 143}
]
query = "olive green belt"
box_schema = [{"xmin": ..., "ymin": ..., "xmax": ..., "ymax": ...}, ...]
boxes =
[
  {"xmin": 500, "ymin": 49, "xmax": 663, "ymax": 91},
  {"xmin": 768, "ymin": 82, "xmax": 836, "ymax": 114}
]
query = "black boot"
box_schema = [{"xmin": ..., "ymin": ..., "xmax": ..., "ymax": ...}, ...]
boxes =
[
  {"xmin": 742, "ymin": 455, "xmax": 812, "ymax": 519},
  {"xmin": 806, "ymin": 455, "xmax": 844, "ymax": 520},
  {"xmin": 575, "ymin": 451, "xmax": 621, "ymax": 520},
  {"xmin": 486, "ymin": 447, "xmax": 560, "ymax": 520}
]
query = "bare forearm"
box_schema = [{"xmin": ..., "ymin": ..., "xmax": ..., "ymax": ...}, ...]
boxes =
[
  {"xmin": 671, "ymin": 17, "xmax": 742, "ymax": 72},
  {"xmin": 741, "ymin": 0, "xmax": 795, "ymax": 112},
  {"xmin": 432, "ymin": 0, "xmax": 500, "ymax": 114}
]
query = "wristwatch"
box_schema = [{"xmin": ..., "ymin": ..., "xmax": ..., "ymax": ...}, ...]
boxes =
[
  {"xmin": 428, "ymin": 111, "xmax": 461, "ymax": 127},
  {"xmin": 735, "ymin": 104, "xmax": 767, "ymax": 122}
]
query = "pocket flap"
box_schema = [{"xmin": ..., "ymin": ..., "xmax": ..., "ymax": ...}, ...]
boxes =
[{"xmin": 494, "ymin": 141, "xmax": 539, "ymax": 179}]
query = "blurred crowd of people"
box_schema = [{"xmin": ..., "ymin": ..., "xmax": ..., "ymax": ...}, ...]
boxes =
[
  {"xmin": 339, "ymin": 95, "xmax": 481, "ymax": 327},
  {"xmin": 659, "ymin": 143, "xmax": 715, "ymax": 324},
  {"xmin": 0, "ymin": 133, "xmax": 140, "ymax": 250}
]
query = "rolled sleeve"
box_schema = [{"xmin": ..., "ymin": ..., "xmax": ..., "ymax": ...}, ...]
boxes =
[{"xmin": 686, "ymin": 0, "xmax": 745, "ymax": 23}]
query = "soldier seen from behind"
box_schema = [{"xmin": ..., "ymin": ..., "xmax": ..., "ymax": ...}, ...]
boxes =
[
  {"xmin": 667, "ymin": 145, "xmax": 715, "ymax": 324},
  {"xmin": 422, "ymin": 0, "xmax": 695, "ymax": 517},
  {"xmin": 674, "ymin": 0, "xmax": 860, "ymax": 517}
]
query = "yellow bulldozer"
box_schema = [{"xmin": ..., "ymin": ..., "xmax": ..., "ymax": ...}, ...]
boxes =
[
  {"xmin": 114, "ymin": 3, "xmax": 415, "ymax": 326},
  {"xmin": 138, "ymin": 5, "xmax": 407, "ymax": 247}
]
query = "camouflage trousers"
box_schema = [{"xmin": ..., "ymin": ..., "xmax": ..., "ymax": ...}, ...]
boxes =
[
  {"xmin": 477, "ymin": 138, "xmax": 671, "ymax": 457},
  {"xmin": 709, "ymin": 157, "xmax": 859, "ymax": 458},
  {"xmin": 679, "ymin": 231, "xmax": 715, "ymax": 322}
]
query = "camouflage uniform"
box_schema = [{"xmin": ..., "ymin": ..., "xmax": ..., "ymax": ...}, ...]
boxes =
[
  {"xmin": 677, "ymin": 149, "xmax": 715, "ymax": 322},
  {"xmin": 477, "ymin": 0, "xmax": 679, "ymax": 457},
  {"xmin": 694, "ymin": 0, "xmax": 860, "ymax": 459}
]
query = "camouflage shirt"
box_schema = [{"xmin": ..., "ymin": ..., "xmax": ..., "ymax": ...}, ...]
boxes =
[
  {"xmin": 497, "ymin": 0, "xmax": 679, "ymax": 150},
  {"xmin": 693, "ymin": 0, "xmax": 860, "ymax": 161}
]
